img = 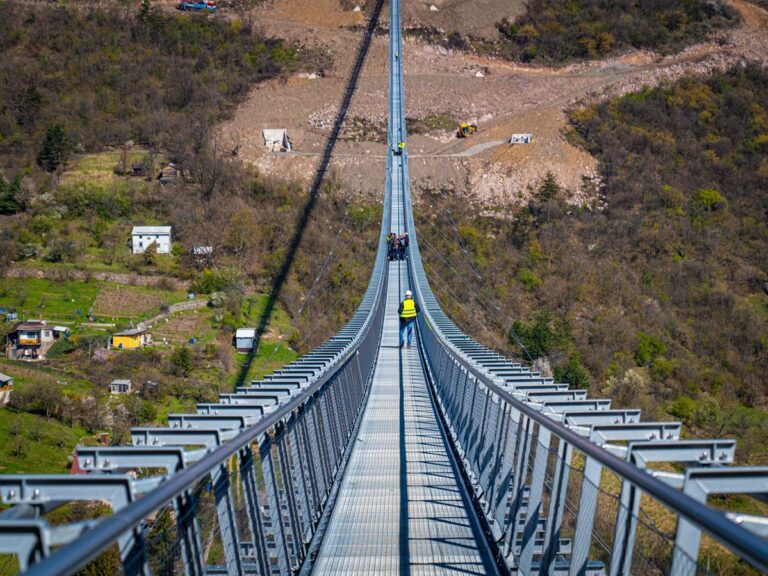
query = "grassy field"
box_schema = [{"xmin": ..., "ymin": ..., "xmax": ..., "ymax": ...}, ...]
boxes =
[
  {"xmin": 154, "ymin": 395, "xmax": 198, "ymax": 425},
  {"xmin": 239, "ymin": 294, "xmax": 296, "ymax": 338},
  {"xmin": 0, "ymin": 358, "xmax": 92, "ymax": 395},
  {"xmin": 224, "ymin": 294, "xmax": 299, "ymax": 387},
  {"xmin": 0, "ymin": 277, "xmax": 188, "ymax": 328},
  {"xmin": 0, "ymin": 277, "xmax": 99, "ymax": 327},
  {"xmin": 60, "ymin": 150, "xmax": 163, "ymax": 187},
  {"xmin": 230, "ymin": 342, "xmax": 299, "ymax": 388},
  {"xmin": 0, "ymin": 409, "xmax": 88, "ymax": 474}
]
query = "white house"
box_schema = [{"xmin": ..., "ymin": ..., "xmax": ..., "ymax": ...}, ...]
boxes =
[{"xmin": 132, "ymin": 226, "xmax": 172, "ymax": 255}]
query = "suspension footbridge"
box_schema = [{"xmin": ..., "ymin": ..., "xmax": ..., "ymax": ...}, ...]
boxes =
[{"xmin": 1, "ymin": 0, "xmax": 767, "ymax": 574}]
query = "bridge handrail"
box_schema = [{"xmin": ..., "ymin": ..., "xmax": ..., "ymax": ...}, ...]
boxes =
[
  {"xmin": 398, "ymin": 141, "xmax": 768, "ymax": 575},
  {"xmin": 10, "ymin": 128, "xmax": 394, "ymax": 576}
]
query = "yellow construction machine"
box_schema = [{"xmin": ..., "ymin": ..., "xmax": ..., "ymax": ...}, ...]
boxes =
[{"xmin": 456, "ymin": 122, "xmax": 478, "ymax": 138}]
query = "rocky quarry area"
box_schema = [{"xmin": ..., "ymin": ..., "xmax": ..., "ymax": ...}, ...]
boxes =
[{"xmin": 216, "ymin": 0, "xmax": 768, "ymax": 211}]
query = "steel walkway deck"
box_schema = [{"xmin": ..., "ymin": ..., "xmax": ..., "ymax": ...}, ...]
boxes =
[{"xmin": 313, "ymin": 261, "xmax": 492, "ymax": 575}]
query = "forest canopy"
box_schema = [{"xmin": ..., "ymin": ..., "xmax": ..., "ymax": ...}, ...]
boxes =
[
  {"xmin": 495, "ymin": 0, "xmax": 738, "ymax": 62},
  {"xmin": 0, "ymin": 2, "xmax": 318, "ymax": 171}
]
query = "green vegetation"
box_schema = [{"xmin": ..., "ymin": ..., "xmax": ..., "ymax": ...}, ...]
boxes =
[
  {"xmin": 0, "ymin": 409, "xmax": 87, "ymax": 474},
  {"xmin": 407, "ymin": 0, "xmax": 737, "ymax": 64},
  {"xmin": 37, "ymin": 125, "xmax": 69, "ymax": 172},
  {"xmin": 407, "ymin": 112, "xmax": 457, "ymax": 134},
  {"xmin": 0, "ymin": 3, "xmax": 317, "ymax": 171},
  {"xmin": 0, "ymin": 277, "xmax": 188, "ymax": 328},
  {"xmin": 0, "ymin": 1, "xmax": 376, "ymax": 487},
  {"xmin": 230, "ymin": 342, "xmax": 299, "ymax": 387},
  {"xmin": 417, "ymin": 64, "xmax": 768, "ymax": 463},
  {"xmin": 496, "ymin": 0, "xmax": 737, "ymax": 62},
  {"xmin": 0, "ymin": 278, "xmax": 99, "ymax": 326}
]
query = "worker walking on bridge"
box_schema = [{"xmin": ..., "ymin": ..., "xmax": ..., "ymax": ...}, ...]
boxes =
[{"xmin": 399, "ymin": 289, "xmax": 420, "ymax": 348}]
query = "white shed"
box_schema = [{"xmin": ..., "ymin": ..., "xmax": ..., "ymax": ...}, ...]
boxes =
[
  {"xmin": 132, "ymin": 226, "xmax": 172, "ymax": 255},
  {"xmin": 109, "ymin": 379, "xmax": 133, "ymax": 395},
  {"xmin": 262, "ymin": 129, "xmax": 292, "ymax": 152},
  {"xmin": 509, "ymin": 134, "xmax": 533, "ymax": 144},
  {"xmin": 235, "ymin": 328, "xmax": 256, "ymax": 351}
]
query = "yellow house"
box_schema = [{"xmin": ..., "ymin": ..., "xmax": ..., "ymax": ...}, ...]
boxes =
[{"xmin": 111, "ymin": 327, "xmax": 151, "ymax": 350}]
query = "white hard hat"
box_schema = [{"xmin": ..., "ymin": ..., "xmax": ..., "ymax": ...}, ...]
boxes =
[{"xmin": 405, "ymin": 290, "xmax": 413, "ymax": 297}]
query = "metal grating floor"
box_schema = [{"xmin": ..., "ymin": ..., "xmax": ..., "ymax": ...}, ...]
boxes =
[{"xmin": 313, "ymin": 261, "xmax": 491, "ymax": 575}]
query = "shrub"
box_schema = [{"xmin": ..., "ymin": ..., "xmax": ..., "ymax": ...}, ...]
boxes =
[
  {"xmin": 635, "ymin": 332, "xmax": 665, "ymax": 365},
  {"xmin": 696, "ymin": 188, "xmax": 727, "ymax": 212},
  {"xmin": 191, "ymin": 268, "xmax": 242, "ymax": 294},
  {"xmin": 518, "ymin": 267, "xmax": 542, "ymax": 291},
  {"xmin": 668, "ymin": 395, "xmax": 696, "ymax": 425}
]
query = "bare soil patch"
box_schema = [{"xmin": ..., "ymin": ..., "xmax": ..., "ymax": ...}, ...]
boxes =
[
  {"xmin": 400, "ymin": 0, "xmax": 527, "ymax": 40},
  {"xmin": 219, "ymin": 0, "xmax": 768, "ymax": 209}
]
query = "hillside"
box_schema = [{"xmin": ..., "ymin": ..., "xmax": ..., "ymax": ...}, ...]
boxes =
[
  {"xmin": 418, "ymin": 64, "xmax": 768, "ymax": 463},
  {"xmin": 405, "ymin": 0, "xmax": 739, "ymax": 63},
  {"xmin": 0, "ymin": 0, "xmax": 765, "ymax": 478},
  {"xmin": 0, "ymin": 2, "xmax": 377, "ymax": 479}
]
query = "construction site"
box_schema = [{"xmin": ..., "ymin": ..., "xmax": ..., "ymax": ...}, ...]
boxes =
[{"xmin": 214, "ymin": 0, "xmax": 768, "ymax": 210}]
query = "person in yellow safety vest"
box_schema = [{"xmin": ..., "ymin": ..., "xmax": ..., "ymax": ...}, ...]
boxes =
[
  {"xmin": 398, "ymin": 141, "xmax": 406, "ymax": 151},
  {"xmin": 398, "ymin": 290, "xmax": 421, "ymax": 348}
]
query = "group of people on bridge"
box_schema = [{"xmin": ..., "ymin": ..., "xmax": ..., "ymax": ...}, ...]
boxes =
[{"xmin": 386, "ymin": 231, "xmax": 409, "ymax": 261}]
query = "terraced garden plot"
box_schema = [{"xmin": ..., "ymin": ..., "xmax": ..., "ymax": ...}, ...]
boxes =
[
  {"xmin": 153, "ymin": 311, "xmax": 214, "ymax": 345},
  {"xmin": 0, "ymin": 278, "xmax": 99, "ymax": 326},
  {"xmin": 91, "ymin": 285, "xmax": 183, "ymax": 319}
]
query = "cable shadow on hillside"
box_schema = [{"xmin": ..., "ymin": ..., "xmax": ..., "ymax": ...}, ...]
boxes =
[{"xmin": 233, "ymin": 0, "xmax": 386, "ymax": 389}]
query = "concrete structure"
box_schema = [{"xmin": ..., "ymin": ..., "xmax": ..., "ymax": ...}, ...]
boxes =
[
  {"xmin": 132, "ymin": 226, "xmax": 171, "ymax": 255},
  {"xmin": 235, "ymin": 328, "xmax": 256, "ymax": 351},
  {"xmin": 109, "ymin": 379, "xmax": 132, "ymax": 395},
  {"xmin": 111, "ymin": 327, "xmax": 151, "ymax": 350},
  {"xmin": 510, "ymin": 133, "xmax": 533, "ymax": 144},
  {"xmin": 262, "ymin": 129, "xmax": 292, "ymax": 152},
  {"xmin": 0, "ymin": 372, "xmax": 13, "ymax": 406},
  {"xmin": 5, "ymin": 320, "xmax": 56, "ymax": 361}
]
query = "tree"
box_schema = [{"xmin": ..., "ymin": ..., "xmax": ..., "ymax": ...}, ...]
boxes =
[
  {"xmin": 37, "ymin": 124, "xmax": 70, "ymax": 172},
  {"xmin": 537, "ymin": 171, "xmax": 561, "ymax": 202},
  {"xmin": 101, "ymin": 225, "xmax": 126, "ymax": 266},
  {"xmin": 142, "ymin": 241, "xmax": 158, "ymax": 266},
  {"xmin": 224, "ymin": 208, "xmax": 259, "ymax": 259},
  {"xmin": 139, "ymin": 0, "xmax": 152, "ymax": 22},
  {"xmin": 0, "ymin": 175, "xmax": 23, "ymax": 214},
  {"xmin": 510, "ymin": 311, "xmax": 567, "ymax": 359},
  {"xmin": 554, "ymin": 353, "xmax": 591, "ymax": 389},
  {"xmin": 171, "ymin": 346, "xmax": 193, "ymax": 377},
  {"xmin": 15, "ymin": 85, "xmax": 41, "ymax": 129}
]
